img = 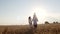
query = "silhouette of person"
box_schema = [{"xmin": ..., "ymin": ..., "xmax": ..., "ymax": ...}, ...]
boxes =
[
  {"xmin": 28, "ymin": 16, "xmax": 32, "ymax": 28},
  {"xmin": 32, "ymin": 13, "xmax": 38, "ymax": 29}
]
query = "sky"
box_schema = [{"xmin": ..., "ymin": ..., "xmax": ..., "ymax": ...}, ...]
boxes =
[{"xmin": 0, "ymin": 0, "xmax": 60, "ymax": 25}]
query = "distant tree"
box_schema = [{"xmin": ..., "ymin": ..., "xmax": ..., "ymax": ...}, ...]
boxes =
[
  {"xmin": 53, "ymin": 22, "xmax": 56, "ymax": 24},
  {"xmin": 53, "ymin": 21, "xmax": 59, "ymax": 24},
  {"xmin": 45, "ymin": 21, "xmax": 49, "ymax": 24},
  {"xmin": 56, "ymin": 22, "xmax": 58, "ymax": 24}
]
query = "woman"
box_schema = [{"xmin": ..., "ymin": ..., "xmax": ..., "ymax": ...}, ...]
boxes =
[{"xmin": 32, "ymin": 13, "xmax": 38, "ymax": 29}]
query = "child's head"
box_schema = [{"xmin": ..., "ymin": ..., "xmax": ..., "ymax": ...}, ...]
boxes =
[{"xmin": 29, "ymin": 16, "xmax": 31, "ymax": 19}]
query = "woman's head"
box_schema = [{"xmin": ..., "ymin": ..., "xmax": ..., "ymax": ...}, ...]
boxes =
[{"xmin": 33, "ymin": 13, "xmax": 37, "ymax": 19}]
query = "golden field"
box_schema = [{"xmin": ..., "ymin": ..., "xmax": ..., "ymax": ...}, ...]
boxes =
[{"xmin": 0, "ymin": 23, "xmax": 60, "ymax": 34}]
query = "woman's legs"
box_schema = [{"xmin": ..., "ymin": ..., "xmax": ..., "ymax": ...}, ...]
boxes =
[
  {"xmin": 34, "ymin": 24, "xmax": 37, "ymax": 29},
  {"xmin": 34, "ymin": 24, "xmax": 37, "ymax": 33}
]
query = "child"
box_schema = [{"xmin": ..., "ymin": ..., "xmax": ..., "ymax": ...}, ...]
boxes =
[{"xmin": 28, "ymin": 16, "xmax": 32, "ymax": 28}]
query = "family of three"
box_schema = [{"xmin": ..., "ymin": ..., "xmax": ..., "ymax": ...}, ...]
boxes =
[{"xmin": 28, "ymin": 13, "xmax": 38, "ymax": 29}]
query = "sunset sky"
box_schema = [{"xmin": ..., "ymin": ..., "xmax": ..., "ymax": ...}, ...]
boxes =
[{"xmin": 0, "ymin": 0, "xmax": 60, "ymax": 25}]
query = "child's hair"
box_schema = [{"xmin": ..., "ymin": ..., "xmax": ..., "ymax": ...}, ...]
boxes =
[{"xmin": 29, "ymin": 16, "xmax": 31, "ymax": 19}]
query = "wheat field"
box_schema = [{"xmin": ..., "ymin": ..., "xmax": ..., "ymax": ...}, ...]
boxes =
[{"xmin": 0, "ymin": 24, "xmax": 60, "ymax": 34}]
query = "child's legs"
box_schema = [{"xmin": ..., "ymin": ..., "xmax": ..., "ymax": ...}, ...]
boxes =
[{"xmin": 29, "ymin": 24, "xmax": 33, "ymax": 29}]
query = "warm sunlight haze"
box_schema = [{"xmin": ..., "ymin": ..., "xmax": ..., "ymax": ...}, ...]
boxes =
[
  {"xmin": 30, "ymin": 7, "xmax": 47, "ymax": 24},
  {"xmin": 0, "ymin": 0, "xmax": 60, "ymax": 25}
]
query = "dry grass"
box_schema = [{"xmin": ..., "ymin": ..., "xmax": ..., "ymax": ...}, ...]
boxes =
[{"xmin": 0, "ymin": 24, "xmax": 60, "ymax": 34}]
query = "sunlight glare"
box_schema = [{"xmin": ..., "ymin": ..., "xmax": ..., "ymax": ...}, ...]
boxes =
[
  {"xmin": 31, "ymin": 7, "xmax": 47, "ymax": 23},
  {"xmin": 32, "ymin": 7, "xmax": 47, "ymax": 17}
]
